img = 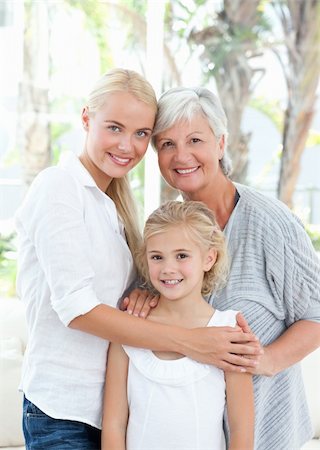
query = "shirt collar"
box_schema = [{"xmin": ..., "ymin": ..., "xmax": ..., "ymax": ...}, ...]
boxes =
[{"xmin": 58, "ymin": 151, "xmax": 97, "ymax": 188}]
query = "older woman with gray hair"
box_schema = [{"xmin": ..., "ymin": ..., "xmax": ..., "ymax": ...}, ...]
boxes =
[{"xmin": 151, "ymin": 86, "xmax": 320, "ymax": 450}]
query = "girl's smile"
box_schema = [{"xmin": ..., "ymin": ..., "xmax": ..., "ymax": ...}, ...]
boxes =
[{"xmin": 146, "ymin": 225, "xmax": 216, "ymax": 304}]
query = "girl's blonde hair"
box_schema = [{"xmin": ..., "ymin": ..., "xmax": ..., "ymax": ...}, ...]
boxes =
[
  {"xmin": 136, "ymin": 200, "xmax": 229, "ymax": 295},
  {"xmin": 87, "ymin": 68, "xmax": 157, "ymax": 258}
]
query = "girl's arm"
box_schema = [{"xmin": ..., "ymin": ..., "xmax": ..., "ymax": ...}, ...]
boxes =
[
  {"xmin": 102, "ymin": 343, "xmax": 129, "ymax": 450},
  {"xmin": 225, "ymin": 372, "xmax": 254, "ymax": 450}
]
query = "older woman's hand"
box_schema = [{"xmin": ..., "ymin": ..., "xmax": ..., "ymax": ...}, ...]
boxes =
[
  {"xmin": 183, "ymin": 324, "xmax": 263, "ymax": 372},
  {"xmin": 244, "ymin": 346, "xmax": 275, "ymax": 376},
  {"xmin": 120, "ymin": 288, "xmax": 159, "ymax": 318},
  {"xmin": 229, "ymin": 312, "xmax": 264, "ymax": 372}
]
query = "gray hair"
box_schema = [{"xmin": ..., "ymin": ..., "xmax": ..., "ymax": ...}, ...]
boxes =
[{"xmin": 152, "ymin": 87, "xmax": 232, "ymax": 176}]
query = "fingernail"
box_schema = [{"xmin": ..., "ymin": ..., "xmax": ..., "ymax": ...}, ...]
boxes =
[
  {"xmin": 128, "ymin": 310, "xmax": 132, "ymax": 315},
  {"xmin": 140, "ymin": 312, "xmax": 145, "ymax": 318},
  {"xmin": 240, "ymin": 368, "xmax": 246, "ymax": 373}
]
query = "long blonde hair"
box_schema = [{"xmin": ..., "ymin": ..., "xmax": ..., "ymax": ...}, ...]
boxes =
[
  {"xmin": 136, "ymin": 200, "xmax": 229, "ymax": 295},
  {"xmin": 87, "ymin": 68, "xmax": 157, "ymax": 258}
]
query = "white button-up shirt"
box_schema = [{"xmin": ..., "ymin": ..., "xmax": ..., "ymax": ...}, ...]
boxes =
[{"xmin": 15, "ymin": 152, "xmax": 135, "ymax": 428}]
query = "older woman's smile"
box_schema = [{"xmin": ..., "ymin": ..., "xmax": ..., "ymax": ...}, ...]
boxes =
[{"xmin": 175, "ymin": 166, "xmax": 199, "ymax": 175}]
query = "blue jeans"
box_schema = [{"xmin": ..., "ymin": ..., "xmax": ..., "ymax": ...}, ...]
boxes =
[{"xmin": 23, "ymin": 397, "xmax": 101, "ymax": 449}]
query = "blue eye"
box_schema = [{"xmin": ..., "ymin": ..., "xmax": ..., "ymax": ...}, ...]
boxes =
[
  {"xmin": 191, "ymin": 138, "xmax": 201, "ymax": 143},
  {"xmin": 109, "ymin": 125, "xmax": 121, "ymax": 132},
  {"xmin": 136, "ymin": 130, "xmax": 147, "ymax": 137},
  {"xmin": 177, "ymin": 253, "xmax": 188, "ymax": 259}
]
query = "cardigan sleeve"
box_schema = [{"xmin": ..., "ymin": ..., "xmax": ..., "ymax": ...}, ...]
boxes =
[{"xmin": 275, "ymin": 215, "xmax": 320, "ymax": 326}]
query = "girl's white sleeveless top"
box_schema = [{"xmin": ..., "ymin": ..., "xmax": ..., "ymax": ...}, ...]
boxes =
[{"xmin": 123, "ymin": 309, "xmax": 237, "ymax": 450}]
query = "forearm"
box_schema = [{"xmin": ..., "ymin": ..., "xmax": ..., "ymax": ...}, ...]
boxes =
[
  {"xmin": 265, "ymin": 319, "xmax": 320, "ymax": 375},
  {"xmin": 226, "ymin": 372, "xmax": 254, "ymax": 450},
  {"xmin": 101, "ymin": 429, "xmax": 125, "ymax": 450},
  {"xmin": 229, "ymin": 419, "xmax": 254, "ymax": 450},
  {"xmin": 229, "ymin": 432, "xmax": 254, "ymax": 450},
  {"xmin": 69, "ymin": 304, "xmax": 261, "ymax": 369},
  {"xmin": 70, "ymin": 303, "xmax": 183, "ymax": 352}
]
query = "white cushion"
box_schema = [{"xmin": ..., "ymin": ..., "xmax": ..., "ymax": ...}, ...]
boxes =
[
  {"xmin": 0, "ymin": 298, "xmax": 27, "ymax": 448},
  {"xmin": 301, "ymin": 439, "xmax": 320, "ymax": 450},
  {"xmin": 301, "ymin": 348, "xmax": 320, "ymax": 438},
  {"xmin": 0, "ymin": 448, "xmax": 25, "ymax": 450},
  {"xmin": 0, "ymin": 298, "xmax": 28, "ymax": 346},
  {"xmin": 0, "ymin": 337, "xmax": 25, "ymax": 447}
]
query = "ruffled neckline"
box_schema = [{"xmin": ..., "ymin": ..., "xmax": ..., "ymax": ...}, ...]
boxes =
[{"xmin": 123, "ymin": 309, "xmax": 237, "ymax": 386}]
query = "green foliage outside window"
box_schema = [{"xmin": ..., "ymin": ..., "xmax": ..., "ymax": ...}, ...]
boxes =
[
  {"xmin": 0, "ymin": 233, "xmax": 17, "ymax": 297},
  {"xmin": 306, "ymin": 225, "xmax": 320, "ymax": 252}
]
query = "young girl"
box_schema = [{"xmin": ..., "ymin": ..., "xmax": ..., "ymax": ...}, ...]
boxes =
[{"xmin": 102, "ymin": 200, "xmax": 254, "ymax": 450}]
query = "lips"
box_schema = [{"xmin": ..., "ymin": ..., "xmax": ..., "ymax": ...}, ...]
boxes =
[
  {"xmin": 108, "ymin": 152, "xmax": 131, "ymax": 165},
  {"xmin": 175, "ymin": 167, "xmax": 199, "ymax": 174}
]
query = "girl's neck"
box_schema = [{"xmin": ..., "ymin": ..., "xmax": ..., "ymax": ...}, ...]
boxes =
[{"xmin": 149, "ymin": 294, "xmax": 214, "ymax": 329}]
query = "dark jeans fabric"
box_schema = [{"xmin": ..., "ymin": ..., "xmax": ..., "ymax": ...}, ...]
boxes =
[{"xmin": 23, "ymin": 396, "xmax": 101, "ymax": 449}]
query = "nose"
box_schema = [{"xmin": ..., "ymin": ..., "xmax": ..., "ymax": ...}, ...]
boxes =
[
  {"xmin": 161, "ymin": 260, "xmax": 177, "ymax": 275},
  {"xmin": 174, "ymin": 143, "xmax": 191, "ymax": 163},
  {"xmin": 118, "ymin": 134, "xmax": 132, "ymax": 153}
]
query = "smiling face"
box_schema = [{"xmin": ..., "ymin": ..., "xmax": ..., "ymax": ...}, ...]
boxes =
[
  {"xmin": 155, "ymin": 113, "xmax": 225, "ymax": 199},
  {"xmin": 146, "ymin": 225, "xmax": 216, "ymax": 303},
  {"xmin": 80, "ymin": 91, "xmax": 155, "ymax": 192}
]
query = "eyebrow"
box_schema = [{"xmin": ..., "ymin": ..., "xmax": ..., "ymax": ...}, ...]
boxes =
[
  {"xmin": 104, "ymin": 120, "xmax": 124, "ymax": 126},
  {"xmin": 157, "ymin": 131, "xmax": 203, "ymax": 142},
  {"xmin": 147, "ymin": 248, "xmax": 190, "ymax": 253},
  {"xmin": 104, "ymin": 120, "xmax": 153, "ymax": 131},
  {"xmin": 186, "ymin": 131, "xmax": 203, "ymax": 138}
]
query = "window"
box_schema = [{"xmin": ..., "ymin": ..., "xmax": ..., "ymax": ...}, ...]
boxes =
[{"xmin": 0, "ymin": 2, "xmax": 14, "ymax": 27}]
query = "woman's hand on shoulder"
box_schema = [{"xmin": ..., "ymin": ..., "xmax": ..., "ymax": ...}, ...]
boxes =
[
  {"xmin": 244, "ymin": 345, "xmax": 276, "ymax": 376},
  {"xmin": 183, "ymin": 325, "xmax": 263, "ymax": 372},
  {"xmin": 120, "ymin": 288, "xmax": 159, "ymax": 318},
  {"xmin": 235, "ymin": 312, "xmax": 275, "ymax": 376}
]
